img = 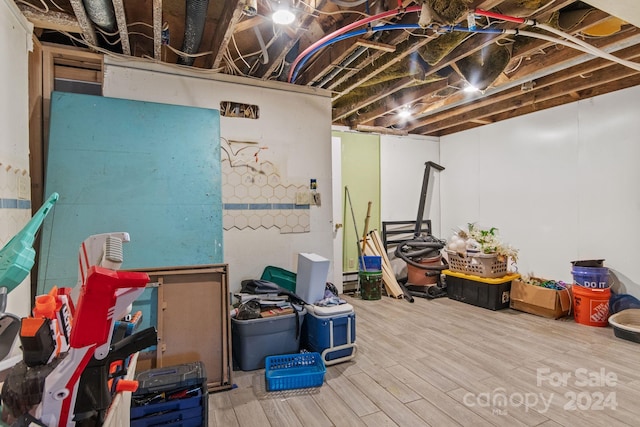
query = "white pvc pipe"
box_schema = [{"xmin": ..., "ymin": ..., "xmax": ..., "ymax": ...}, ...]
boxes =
[
  {"xmin": 505, "ymin": 29, "xmax": 640, "ymax": 72},
  {"xmin": 253, "ymin": 26, "xmax": 269, "ymax": 64},
  {"xmin": 535, "ymin": 23, "xmax": 640, "ymax": 72}
]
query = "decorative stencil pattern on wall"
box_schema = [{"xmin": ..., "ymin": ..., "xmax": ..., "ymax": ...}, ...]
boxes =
[
  {"xmin": 0, "ymin": 163, "xmax": 31, "ymax": 246},
  {"xmin": 221, "ymin": 158, "xmax": 310, "ymax": 234},
  {"xmin": 0, "ymin": 162, "xmax": 30, "ymax": 201}
]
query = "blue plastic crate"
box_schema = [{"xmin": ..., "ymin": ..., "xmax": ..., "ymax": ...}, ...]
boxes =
[
  {"xmin": 131, "ymin": 389, "xmax": 203, "ymax": 419},
  {"xmin": 130, "ymin": 406, "xmax": 202, "ymax": 427},
  {"xmin": 265, "ymin": 352, "xmax": 326, "ymax": 391}
]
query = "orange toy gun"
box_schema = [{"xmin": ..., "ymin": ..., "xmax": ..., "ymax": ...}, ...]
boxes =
[{"xmin": 19, "ymin": 286, "xmax": 73, "ymax": 367}]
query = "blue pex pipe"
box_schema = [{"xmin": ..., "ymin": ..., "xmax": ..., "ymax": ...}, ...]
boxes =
[{"xmin": 292, "ymin": 25, "xmax": 506, "ymax": 83}]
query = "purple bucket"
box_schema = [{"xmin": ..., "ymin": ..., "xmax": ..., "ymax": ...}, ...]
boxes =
[{"xmin": 572, "ymin": 266, "xmax": 609, "ymax": 289}]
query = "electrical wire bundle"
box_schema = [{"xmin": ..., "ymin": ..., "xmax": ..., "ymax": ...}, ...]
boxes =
[{"xmin": 288, "ymin": 5, "xmax": 640, "ymax": 84}]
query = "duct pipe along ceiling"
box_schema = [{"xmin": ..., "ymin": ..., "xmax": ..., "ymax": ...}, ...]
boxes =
[
  {"xmin": 83, "ymin": 0, "xmax": 116, "ymax": 32},
  {"xmin": 179, "ymin": 0, "xmax": 210, "ymax": 66}
]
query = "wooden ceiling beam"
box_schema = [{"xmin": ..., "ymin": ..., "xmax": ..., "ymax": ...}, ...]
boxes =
[
  {"xmin": 402, "ymin": 30, "xmax": 638, "ymax": 132},
  {"xmin": 355, "ymin": 125, "xmax": 409, "ymax": 136},
  {"xmin": 301, "ymin": 41, "xmax": 365, "ymax": 88},
  {"xmin": 334, "ymin": 76, "xmax": 419, "ymax": 121},
  {"xmin": 334, "ymin": 0, "xmax": 596, "ymax": 129},
  {"xmin": 330, "ymin": 0, "xmax": 512, "ymax": 111},
  {"xmin": 365, "ymin": 77, "xmax": 458, "ymax": 127},
  {"xmin": 17, "ymin": 6, "xmax": 81, "ymax": 33},
  {"xmin": 234, "ymin": 15, "xmax": 267, "ymax": 34},
  {"xmin": 355, "ymin": 39, "xmax": 396, "ymax": 52},
  {"xmin": 153, "ymin": 0, "xmax": 162, "ymax": 60},
  {"xmin": 210, "ymin": 0, "xmax": 244, "ymax": 70},
  {"xmin": 414, "ymin": 61, "xmax": 639, "ymax": 135},
  {"xmin": 408, "ymin": 55, "xmax": 640, "ymax": 131},
  {"xmin": 112, "ymin": 0, "xmax": 130, "ymax": 55},
  {"xmin": 68, "ymin": 0, "xmax": 98, "ymax": 46},
  {"xmin": 433, "ymin": 73, "xmax": 640, "ymax": 136}
]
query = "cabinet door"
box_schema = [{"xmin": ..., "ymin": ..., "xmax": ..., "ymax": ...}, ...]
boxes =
[{"xmin": 141, "ymin": 264, "xmax": 232, "ymax": 392}]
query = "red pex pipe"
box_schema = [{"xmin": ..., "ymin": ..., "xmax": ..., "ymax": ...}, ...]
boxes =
[
  {"xmin": 474, "ymin": 8, "xmax": 526, "ymax": 24},
  {"xmin": 288, "ymin": 5, "xmax": 422, "ymax": 82}
]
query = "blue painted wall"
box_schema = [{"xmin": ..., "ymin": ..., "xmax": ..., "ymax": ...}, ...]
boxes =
[{"xmin": 38, "ymin": 92, "xmax": 223, "ymax": 294}]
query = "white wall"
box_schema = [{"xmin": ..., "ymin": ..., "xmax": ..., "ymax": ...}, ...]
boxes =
[
  {"xmin": 102, "ymin": 57, "xmax": 334, "ymax": 294},
  {"xmin": 380, "ymin": 134, "xmax": 441, "ymax": 235},
  {"xmin": 0, "ymin": 0, "xmax": 33, "ymax": 362},
  {"xmin": 379, "ymin": 134, "xmax": 441, "ymax": 277},
  {"xmin": 441, "ymin": 85, "xmax": 640, "ymax": 287}
]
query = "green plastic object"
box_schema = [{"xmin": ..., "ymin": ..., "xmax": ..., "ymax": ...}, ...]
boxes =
[
  {"xmin": 261, "ymin": 266, "xmax": 297, "ymax": 292},
  {"xmin": 0, "ymin": 192, "xmax": 59, "ymax": 293}
]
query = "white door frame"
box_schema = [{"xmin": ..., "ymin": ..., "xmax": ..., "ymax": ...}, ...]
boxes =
[{"xmin": 331, "ymin": 136, "xmax": 344, "ymax": 294}]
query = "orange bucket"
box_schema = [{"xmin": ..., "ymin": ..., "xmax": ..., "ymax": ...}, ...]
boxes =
[{"xmin": 572, "ymin": 284, "xmax": 610, "ymax": 327}]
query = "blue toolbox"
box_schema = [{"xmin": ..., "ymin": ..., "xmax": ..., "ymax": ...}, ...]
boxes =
[
  {"xmin": 131, "ymin": 361, "xmax": 207, "ymax": 427},
  {"xmin": 302, "ymin": 304, "xmax": 357, "ymax": 366}
]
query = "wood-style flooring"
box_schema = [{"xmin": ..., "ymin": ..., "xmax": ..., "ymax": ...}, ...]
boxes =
[{"xmin": 209, "ymin": 292, "xmax": 640, "ymax": 426}]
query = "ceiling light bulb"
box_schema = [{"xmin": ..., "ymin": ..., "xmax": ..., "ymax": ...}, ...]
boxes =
[
  {"xmin": 464, "ymin": 84, "xmax": 479, "ymax": 93},
  {"xmin": 272, "ymin": 3, "xmax": 295, "ymax": 25},
  {"xmin": 398, "ymin": 108, "xmax": 412, "ymax": 119}
]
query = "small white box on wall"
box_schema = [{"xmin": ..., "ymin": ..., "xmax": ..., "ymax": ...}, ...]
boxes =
[{"xmin": 296, "ymin": 253, "xmax": 330, "ymax": 304}]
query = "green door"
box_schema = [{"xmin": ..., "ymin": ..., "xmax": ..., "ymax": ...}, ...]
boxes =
[{"xmin": 333, "ymin": 131, "xmax": 380, "ymax": 272}]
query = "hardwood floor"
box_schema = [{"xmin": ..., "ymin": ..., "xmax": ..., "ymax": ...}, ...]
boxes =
[{"xmin": 210, "ymin": 293, "xmax": 640, "ymax": 426}]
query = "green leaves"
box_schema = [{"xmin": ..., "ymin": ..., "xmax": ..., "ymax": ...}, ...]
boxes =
[{"xmin": 466, "ymin": 222, "xmax": 518, "ymax": 263}]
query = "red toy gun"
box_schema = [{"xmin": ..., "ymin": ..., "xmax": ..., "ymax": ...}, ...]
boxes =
[{"xmin": 1, "ymin": 267, "xmax": 155, "ymax": 426}]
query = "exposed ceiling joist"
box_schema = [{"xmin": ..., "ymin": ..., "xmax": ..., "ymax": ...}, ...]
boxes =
[
  {"xmin": 112, "ymin": 0, "xmax": 130, "ymax": 55},
  {"xmin": 209, "ymin": 0, "xmax": 244, "ymax": 70},
  {"xmin": 17, "ymin": 6, "xmax": 80, "ymax": 33},
  {"xmin": 21, "ymin": 0, "xmax": 640, "ymax": 137},
  {"xmin": 153, "ymin": 0, "xmax": 162, "ymax": 60},
  {"xmin": 68, "ymin": 0, "xmax": 97, "ymax": 46}
]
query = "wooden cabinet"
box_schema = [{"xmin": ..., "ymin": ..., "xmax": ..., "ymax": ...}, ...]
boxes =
[{"xmin": 130, "ymin": 264, "xmax": 232, "ymax": 392}]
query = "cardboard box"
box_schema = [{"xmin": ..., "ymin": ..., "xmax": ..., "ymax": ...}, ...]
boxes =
[{"xmin": 509, "ymin": 279, "xmax": 571, "ymax": 319}]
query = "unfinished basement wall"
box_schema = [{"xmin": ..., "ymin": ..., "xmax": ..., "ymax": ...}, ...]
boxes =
[
  {"xmin": 102, "ymin": 57, "xmax": 334, "ymax": 294},
  {"xmin": 0, "ymin": 0, "xmax": 33, "ymax": 361},
  {"xmin": 440, "ymin": 85, "xmax": 640, "ymax": 289},
  {"xmin": 380, "ymin": 134, "xmax": 441, "ymax": 235}
]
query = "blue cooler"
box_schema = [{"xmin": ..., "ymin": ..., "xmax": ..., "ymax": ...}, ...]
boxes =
[{"xmin": 303, "ymin": 304, "xmax": 356, "ymax": 365}]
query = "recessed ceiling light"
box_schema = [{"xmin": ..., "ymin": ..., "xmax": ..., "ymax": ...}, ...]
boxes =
[
  {"xmin": 398, "ymin": 107, "xmax": 412, "ymax": 119},
  {"xmin": 272, "ymin": 3, "xmax": 295, "ymax": 25}
]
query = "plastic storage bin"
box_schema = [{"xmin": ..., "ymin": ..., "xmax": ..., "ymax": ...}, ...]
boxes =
[
  {"xmin": 131, "ymin": 362, "xmax": 207, "ymax": 427},
  {"xmin": 303, "ymin": 304, "xmax": 357, "ymax": 365},
  {"xmin": 131, "ymin": 406, "xmax": 202, "ymax": 427},
  {"xmin": 231, "ymin": 308, "xmax": 306, "ymax": 370},
  {"xmin": 133, "ymin": 362, "xmax": 206, "ymax": 395},
  {"xmin": 444, "ymin": 270, "xmax": 520, "ymax": 310},
  {"xmin": 265, "ymin": 352, "xmax": 326, "ymax": 391},
  {"xmin": 608, "ymin": 309, "xmax": 640, "ymax": 343},
  {"xmin": 261, "ymin": 266, "xmax": 297, "ymax": 292},
  {"xmin": 131, "ymin": 390, "xmax": 203, "ymax": 419}
]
